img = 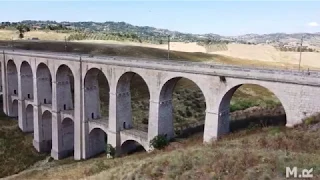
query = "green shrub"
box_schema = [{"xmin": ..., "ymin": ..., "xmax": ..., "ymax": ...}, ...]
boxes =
[
  {"xmin": 268, "ymin": 127, "xmax": 282, "ymax": 136},
  {"xmin": 304, "ymin": 116, "xmax": 320, "ymax": 125},
  {"xmin": 186, "ymin": 107, "xmax": 192, "ymax": 117},
  {"xmin": 177, "ymin": 110, "xmax": 184, "ymax": 117},
  {"xmin": 150, "ymin": 134, "xmax": 169, "ymax": 149},
  {"xmin": 142, "ymin": 118, "xmax": 148, "ymax": 124},
  {"xmin": 230, "ymin": 99, "xmax": 258, "ymax": 112},
  {"xmin": 105, "ymin": 144, "xmax": 115, "ymax": 157},
  {"xmin": 183, "ymin": 100, "xmax": 192, "ymax": 107}
]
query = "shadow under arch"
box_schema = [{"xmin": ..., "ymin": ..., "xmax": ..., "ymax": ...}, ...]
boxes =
[
  {"xmin": 36, "ymin": 63, "xmax": 52, "ymax": 105},
  {"xmin": 158, "ymin": 77, "xmax": 207, "ymax": 139},
  {"xmin": 41, "ymin": 110, "xmax": 52, "ymax": 152},
  {"xmin": 11, "ymin": 99, "xmax": 18, "ymax": 117},
  {"xmin": 56, "ymin": 64, "xmax": 74, "ymax": 111},
  {"xmin": 84, "ymin": 68, "xmax": 110, "ymax": 121},
  {"xmin": 121, "ymin": 140, "xmax": 146, "ymax": 155},
  {"xmin": 116, "ymin": 71, "xmax": 150, "ymax": 132},
  {"xmin": 20, "ymin": 61, "xmax": 34, "ymax": 99},
  {"xmin": 88, "ymin": 127, "xmax": 108, "ymax": 157},
  {"xmin": 217, "ymin": 84, "xmax": 287, "ymax": 135},
  {"xmin": 7, "ymin": 60, "xmax": 18, "ymax": 96},
  {"xmin": 61, "ymin": 117, "xmax": 74, "ymax": 157},
  {"xmin": 25, "ymin": 104, "xmax": 34, "ymax": 131}
]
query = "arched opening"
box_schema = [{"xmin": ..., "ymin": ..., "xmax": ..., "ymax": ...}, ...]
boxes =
[
  {"xmin": 116, "ymin": 72, "xmax": 150, "ymax": 132},
  {"xmin": 56, "ymin": 65, "xmax": 74, "ymax": 111},
  {"xmin": 159, "ymin": 77, "xmax": 206, "ymax": 140},
  {"xmin": 20, "ymin": 61, "xmax": 33, "ymax": 99},
  {"xmin": 41, "ymin": 110, "xmax": 52, "ymax": 152},
  {"xmin": 7, "ymin": 60, "xmax": 18, "ymax": 96},
  {"xmin": 26, "ymin": 104, "xmax": 34, "ymax": 131},
  {"xmin": 36, "ymin": 63, "xmax": 52, "ymax": 105},
  {"xmin": 61, "ymin": 118, "xmax": 74, "ymax": 157},
  {"xmin": 219, "ymin": 84, "xmax": 287, "ymax": 134},
  {"xmin": 88, "ymin": 128, "xmax": 108, "ymax": 157},
  {"xmin": 121, "ymin": 140, "xmax": 146, "ymax": 155},
  {"xmin": 84, "ymin": 68, "xmax": 109, "ymax": 121},
  {"xmin": 11, "ymin": 100, "xmax": 18, "ymax": 117}
]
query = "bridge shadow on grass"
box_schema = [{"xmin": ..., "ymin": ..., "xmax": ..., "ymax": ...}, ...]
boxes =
[
  {"xmin": 230, "ymin": 114, "xmax": 286, "ymax": 132},
  {"xmin": 172, "ymin": 108, "xmax": 286, "ymax": 142}
]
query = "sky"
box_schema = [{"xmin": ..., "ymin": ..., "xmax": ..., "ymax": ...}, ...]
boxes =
[{"xmin": 0, "ymin": 0, "xmax": 319, "ymax": 36}]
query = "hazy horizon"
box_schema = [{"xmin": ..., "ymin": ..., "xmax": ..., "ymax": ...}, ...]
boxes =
[{"xmin": 0, "ymin": 1, "xmax": 319, "ymax": 36}]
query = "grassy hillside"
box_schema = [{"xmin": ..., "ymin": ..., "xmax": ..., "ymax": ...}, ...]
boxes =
[
  {"xmin": 0, "ymin": 111, "xmax": 47, "ymax": 178},
  {"xmin": 5, "ymin": 123, "xmax": 319, "ymax": 180}
]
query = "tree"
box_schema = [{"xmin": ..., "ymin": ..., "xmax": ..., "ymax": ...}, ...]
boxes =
[{"xmin": 16, "ymin": 25, "xmax": 25, "ymax": 39}]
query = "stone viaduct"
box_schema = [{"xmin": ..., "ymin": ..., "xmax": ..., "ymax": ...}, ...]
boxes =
[{"xmin": 1, "ymin": 49, "xmax": 320, "ymax": 160}]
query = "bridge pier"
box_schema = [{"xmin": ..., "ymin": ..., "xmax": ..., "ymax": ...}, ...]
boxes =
[
  {"xmin": 33, "ymin": 105, "xmax": 51, "ymax": 152},
  {"xmin": 1, "ymin": 55, "xmax": 8, "ymax": 115},
  {"xmin": 51, "ymin": 111, "xmax": 65, "ymax": 159},
  {"xmin": 18, "ymin": 99, "xmax": 33, "ymax": 132},
  {"xmin": 109, "ymin": 91, "xmax": 123, "ymax": 156},
  {"xmin": 148, "ymin": 98, "xmax": 174, "ymax": 141},
  {"xmin": 203, "ymin": 109, "xmax": 230, "ymax": 143}
]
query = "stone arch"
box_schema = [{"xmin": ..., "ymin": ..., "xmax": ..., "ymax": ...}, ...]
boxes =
[
  {"xmin": 20, "ymin": 61, "xmax": 34, "ymax": 99},
  {"xmin": 88, "ymin": 128, "xmax": 108, "ymax": 157},
  {"xmin": 41, "ymin": 110, "xmax": 52, "ymax": 152},
  {"xmin": 121, "ymin": 139, "xmax": 147, "ymax": 155},
  {"xmin": 36, "ymin": 63, "xmax": 52, "ymax": 104},
  {"xmin": 56, "ymin": 64, "xmax": 74, "ymax": 111},
  {"xmin": 84, "ymin": 68, "xmax": 109, "ymax": 121},
  {"xmin": 7, "ymin": 60, "xmax": 18, "ymax": 96},
  {"xmin": 116, "ymin": 71, "xmax": 150, "ymax": 131},
  {"xmin": 158, "ymin": 77, "xmax": 207, "ymax": 139},
  {"xmin": 217, "ymin": 83, "xmax": 288, "ymax": 135},
  {"xmin": 11, "ymin": 99, "xmax": 18, "ymax": 117},
  {"xmin": 26, "ymin": 104, "xmax": 34, "ymax": 131},
  {"xmin": 61, "ymin": 117, "xmax": 74, "ymax": 156}
]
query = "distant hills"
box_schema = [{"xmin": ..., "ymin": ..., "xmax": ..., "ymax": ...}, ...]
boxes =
[{"xmin": 1, "ymin": 20, "xmax": 319, "ymax": 46}]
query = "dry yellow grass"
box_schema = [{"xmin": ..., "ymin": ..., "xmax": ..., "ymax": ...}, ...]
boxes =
[
  {"xmin": 212, "ymin": 43, "xmax": 320, "ymax": 68},
  {"xmin": 5, "ymin": 126, "xmax": 320, "ymax": 180},
  {"xmin": 0, "ymin": 30, "xmax": 70, "ymax": 40}
]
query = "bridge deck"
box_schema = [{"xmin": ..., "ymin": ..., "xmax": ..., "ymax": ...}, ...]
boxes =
[{"xmin": 4, "ymin": 49, "xmax": 320, "ymax": 86}]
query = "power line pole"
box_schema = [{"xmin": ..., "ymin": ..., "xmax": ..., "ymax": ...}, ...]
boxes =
[
  {"xmin": 298, "ymin": 36, "xmax": 303, "ymax": 71},
  {"xmin": 64, "ymin": 36, "xmax": 68, "ymax": 52},
  {"xmin": 167, "ymin": 35, "xmax": 170, "ymax": 60}
]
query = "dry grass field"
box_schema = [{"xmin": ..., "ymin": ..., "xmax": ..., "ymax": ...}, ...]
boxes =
[
  {"xmin": 0, "ymin": 30, "xmax": 71, "ymax": 41},
  {"xmin": 1, "ymin": 30, "xmax": 319, "ymax": 69}
]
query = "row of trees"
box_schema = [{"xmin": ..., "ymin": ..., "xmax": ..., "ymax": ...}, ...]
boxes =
[{"xmin": 279, "ymin": 47, "xmax": 318, "ymax": 52}]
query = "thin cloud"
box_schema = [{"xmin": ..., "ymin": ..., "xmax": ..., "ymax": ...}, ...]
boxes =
[{"xmin": 308, "ymin": 22, "xmax": 319, "ymax": 27}]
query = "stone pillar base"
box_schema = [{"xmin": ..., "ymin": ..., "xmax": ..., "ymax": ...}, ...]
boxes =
[
  {"xmin": 51, "ymin": 149, "xmax": 73, "ymax": 160},
  {"xmin": 286, "ymin": 123, "xmax": 295, "ymax": 128},
  {"xmin": 33, "ymin": 139, "xmax": 52, "ymax": 153},
  {"xmin": 21, "ymin": 127, "xmax": 33, "ymax": 133}
]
